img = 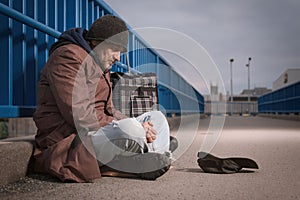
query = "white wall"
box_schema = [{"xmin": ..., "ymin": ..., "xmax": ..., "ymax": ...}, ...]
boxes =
[{"xmin": 272, "ymin": 69, "xmax": 300, "ymax": 90}]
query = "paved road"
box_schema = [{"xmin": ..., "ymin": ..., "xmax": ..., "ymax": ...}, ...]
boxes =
[{"xmin": 1, "ymin": 116, "xmax": 300, "ymax": 200}]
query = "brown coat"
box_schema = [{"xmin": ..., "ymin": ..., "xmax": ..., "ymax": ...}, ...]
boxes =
[{"xmin": 33, "ymin": 44, "xmax": 125, "ymax": 182}]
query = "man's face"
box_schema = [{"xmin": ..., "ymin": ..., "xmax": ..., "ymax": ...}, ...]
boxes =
[{"xmin": 93, "ymin": 42, "xmax": 122, "ymax": 70}]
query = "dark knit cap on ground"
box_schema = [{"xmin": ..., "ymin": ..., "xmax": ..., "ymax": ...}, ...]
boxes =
[{"xmin": 85, "ymin": 14, "xmax": 128, "ymax": 52}]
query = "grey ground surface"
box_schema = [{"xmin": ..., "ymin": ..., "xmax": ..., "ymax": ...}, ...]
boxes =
[{"xmin": 1, "ymin": 116, "xmax": 300, "ymax": 200}]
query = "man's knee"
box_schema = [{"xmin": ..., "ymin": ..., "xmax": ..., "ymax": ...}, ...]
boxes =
[{"xmin": 150, "ymin": 111, "xmax": 167, "ymax": 122}]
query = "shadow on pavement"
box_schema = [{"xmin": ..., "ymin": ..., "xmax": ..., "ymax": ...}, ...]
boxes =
[{"xmin": 174, "ymin": 167, "xmax": 256, "ymax": 174}]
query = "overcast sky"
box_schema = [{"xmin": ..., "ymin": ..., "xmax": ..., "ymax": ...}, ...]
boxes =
[{"xmin": 104, "ymin": 0, "xmax": 300, "ymax": 95}]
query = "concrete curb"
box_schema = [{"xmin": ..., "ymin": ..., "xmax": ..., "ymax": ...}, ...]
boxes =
[
  {"xmin": 0, "ymin": 136, "xmax": 34, "ymax": 186},
  {"xmin": 257, "ymin": 113, "xmax": 300, "ymax": 121}
]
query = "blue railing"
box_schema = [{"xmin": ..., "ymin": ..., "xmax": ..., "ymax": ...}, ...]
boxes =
[
  {"xmin": 0, "ymin": 0, "xmax": 204, "ymax": 118},
  {"xmin": 258, "ymin": 81, "xmax": 300, "ymax": 114}
]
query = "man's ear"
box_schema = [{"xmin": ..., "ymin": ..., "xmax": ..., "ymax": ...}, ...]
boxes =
[{"xmin": 89, "ymin": 40, "xmax": 98, "ymax": 49}]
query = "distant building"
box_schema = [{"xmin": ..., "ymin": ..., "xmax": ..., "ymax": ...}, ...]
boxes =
[
  {"xmin": 228, "ymin": 95, "xmax": 258, "ymax": 102},
  {"xmin": 210, "ymin": 83, "xmax": 219, "ymax": 101},
  {"xmin": 204, "ymin": 84, "xmax": 271, "ymax": 115},
  {"xmin": 273, "ymin": 68, "xmax": 300, "ymax": 91},
  {"xmin": 240, "ymin": 87, "xmax": 272, "ymax": 97}
]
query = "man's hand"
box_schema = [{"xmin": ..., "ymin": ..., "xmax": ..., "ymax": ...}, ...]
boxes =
[{"xmin": 141, "ymin": 121, "xmax": 157, "ymax": 143}]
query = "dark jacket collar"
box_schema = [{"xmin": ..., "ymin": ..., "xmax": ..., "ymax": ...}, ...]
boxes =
[
  {"xmin": 49, "ymin": 28, "xmax": 91, "ymax": 55},
  {"xmin": 49, "ymin": 28, "xmax": 107, "ymax": 72}
]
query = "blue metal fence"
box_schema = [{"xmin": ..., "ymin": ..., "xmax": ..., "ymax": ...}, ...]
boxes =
[
  {"xmin": 258, "ymin": 81, "xmax": 300, "ymax": 114},
  {"xmin": 0, "ymin": 0, "xmax": 204, "ymax": 118}
]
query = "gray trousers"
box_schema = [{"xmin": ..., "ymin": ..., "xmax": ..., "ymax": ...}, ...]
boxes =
[{"xmin": 91, "ymin": 111, "xmax": 170, "ymax": 166}]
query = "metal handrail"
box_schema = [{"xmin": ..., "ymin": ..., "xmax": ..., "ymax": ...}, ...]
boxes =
[
  {"xmin": 0, "ymin": 3, "xmax": 60, "ymax": 38},
  {"xmin": 0, "ymin": 1, "xmax": 204, "ymax": 118}
]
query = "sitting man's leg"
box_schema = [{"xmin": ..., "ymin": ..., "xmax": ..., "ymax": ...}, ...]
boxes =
[
  {"xmin": 136, "ymin": 111, "xmax": 171, "ymax": 154},
  {"xmin": 91, "ymin": 117, "xmax": 170, "ymax": 180}
]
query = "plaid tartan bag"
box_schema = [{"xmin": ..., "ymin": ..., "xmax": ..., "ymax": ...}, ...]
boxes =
[{"xmin": 111, "ymin": 72, "xmax": 159, "ymax": 117}]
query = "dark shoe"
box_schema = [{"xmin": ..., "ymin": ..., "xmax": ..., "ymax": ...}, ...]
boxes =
[
  {"xmin": 101, "ymin": 152, "xmax": 171, "ymax": 180},
  {"xmin": 197, "ymin": 152, "xmax": 259, "ymax": 174},
  {"xmin": 169, "ymin": 136, "xmax": 178, "ymax": 153}
]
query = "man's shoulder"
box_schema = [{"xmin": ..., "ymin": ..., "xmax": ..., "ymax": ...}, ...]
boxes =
[
  {"xmin": 52, "ymin": 43, "xmax": 89, "ymax": 60},
  {"xmin": 43, "ymin": 43, "xmax": 93, "ymax": 75}
]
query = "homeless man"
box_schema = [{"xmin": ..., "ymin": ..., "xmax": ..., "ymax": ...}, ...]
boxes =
[{"xmin": 33, "ymin": 14, "xmax": 177, "ymax": 183}]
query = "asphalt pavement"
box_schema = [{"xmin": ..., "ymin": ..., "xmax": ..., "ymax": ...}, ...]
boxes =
[{"xmin": 1, "ymin": 115, "xmax": 300, "ymax": 200}]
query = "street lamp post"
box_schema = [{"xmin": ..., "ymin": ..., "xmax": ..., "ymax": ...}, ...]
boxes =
[
  {"xmin": 246, "ymin": 57, "xmax": 252, "ymax": 113},
  {"xmin": 230, "ymin": 58, "xmax": 234, "ymax": 116}
]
